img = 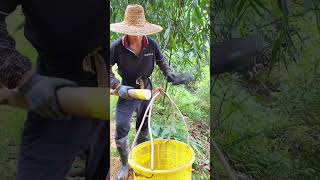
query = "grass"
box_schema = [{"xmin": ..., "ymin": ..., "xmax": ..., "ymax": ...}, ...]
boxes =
[
  {"xmin": 211, "ymin": 12, "xmax": 320, "ymax": 179},
  {"xmin": 0, "ymin": 107, "xmax": 26, "ymax": 179}
]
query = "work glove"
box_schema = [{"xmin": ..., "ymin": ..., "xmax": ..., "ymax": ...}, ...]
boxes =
[
  {"xmin": 167, "ymin": 73, "xmax": 194, "ymax": 85},
  {"xmin": 156, "ymin": 58, "xmax": 194, "ymax": 85},
  {"xmin": 19, "ymin": 74, "xmax": 77, "ymax": 120},
  {"xmin": 166, "ymin": 72, "xmax": 176, "ymax": 83},
  {"xmin": 116, "ymin": 85, "xmax": 134, "ymax": 99}
]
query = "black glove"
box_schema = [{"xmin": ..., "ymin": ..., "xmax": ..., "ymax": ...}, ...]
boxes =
[
  {"xmin": 166, "ymin": 72, "xmax": 176, "ymax": 82},
  {"xmin": 19, "ymin": 74, "xmax": 77, "ymax": 120},
  {"xmin": 116, "ymin": 85, "xmax": 134, "ymax": 99},
  {"xmin": 169, "ymin": 73, "xmax": 194, "ymax": 85}
]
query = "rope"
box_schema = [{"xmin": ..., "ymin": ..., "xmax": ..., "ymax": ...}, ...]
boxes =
[
  {"xmin": 129, "ymin": 91, "xmax": 190, "ymax": 171},
  {"xmin": 82, "ymin": 47, "xmax": 108, "ymax": 87}
]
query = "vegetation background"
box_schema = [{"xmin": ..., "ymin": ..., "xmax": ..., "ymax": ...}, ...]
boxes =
[{"xmin": 211, "ymin": 0, "xmax": 320, "ymax": 179}]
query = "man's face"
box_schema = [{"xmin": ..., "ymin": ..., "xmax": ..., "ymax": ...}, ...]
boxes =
[{"xmin": 128, "ymin": 35, "xmax": 143, "ymax": 43}]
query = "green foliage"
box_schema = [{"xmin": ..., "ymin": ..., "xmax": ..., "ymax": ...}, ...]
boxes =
[
  {"xmin": 211, "ymin": 1, "xmax": 320, "ymax": 179},
  {"xmin": 0, "ymin": 107, "xmax": 26, "ymax": 180},
  {"xmin": 212, "ymin": 0, "xmax": 320, "ymax": 69},
  {"xmin": 212, "ymin": 64, "xmax": 320, "ymax": 178}
]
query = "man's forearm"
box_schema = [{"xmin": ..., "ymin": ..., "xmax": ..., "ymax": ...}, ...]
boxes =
[{"xmin": 0, "ymin": 15, "xmax": 32, "ymax": 89}]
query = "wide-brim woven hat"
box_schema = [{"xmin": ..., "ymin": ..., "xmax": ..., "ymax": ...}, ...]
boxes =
[{"xmin": 110, "ymin": 4, "xmax": 163, "ymax": 36}]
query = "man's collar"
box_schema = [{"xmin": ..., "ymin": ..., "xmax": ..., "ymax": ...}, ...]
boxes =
[{"xmin": 122, "ymin": 35, "xmax": 149, "ymax": 49}]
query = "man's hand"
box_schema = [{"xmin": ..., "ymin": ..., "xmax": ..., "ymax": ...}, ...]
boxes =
[
  {"xmin": 116, "ymin": 85, "xmax": 133, "ymax": 99},
  {"xmin": 167, "ymin": 73, "xmax": 194, "ymax": 85},
  {"xmin": 166, "ymin": 72, "xmax": 176, "ymax": 83},
  {"xmin": 18, "ymin": 74, "xmax": 77, "ymax": 120},
  {"xmin": 172, "ymin": 73, "xmax": 194, "ymax": 85},
  {"xmin": 152, "ymin": 87, "xmax": 164, "ymax": 100},
  {"xmin": 153, "ymin": 87, "xmax": 164, "ymax": 95}
]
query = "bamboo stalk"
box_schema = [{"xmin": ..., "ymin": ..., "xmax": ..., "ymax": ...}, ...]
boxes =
[
  {"xmin": 110, "ymin": 89, "xmax": 152, "ymax": 100},
  {"xmin": 0, "ymin": 87, "xmax": 109, "ymax": 120}
]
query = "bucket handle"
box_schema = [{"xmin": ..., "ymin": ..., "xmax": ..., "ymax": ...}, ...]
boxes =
[
  {"xmin": 134, "ymin": 171, "xmax": 154, "ymax": 178},
  {"xmin": 129, "ymin": 91, "xmax": 190, "ymax": 171}
]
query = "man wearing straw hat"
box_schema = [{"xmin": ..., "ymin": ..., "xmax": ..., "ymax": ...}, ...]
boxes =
[
  {"xmin": 110, "ymin": 4, "xmax": 192, "ymax": 180},
  {"xmin": 0, "ymin": 1, "xmax": 109, "ymax": 179}
]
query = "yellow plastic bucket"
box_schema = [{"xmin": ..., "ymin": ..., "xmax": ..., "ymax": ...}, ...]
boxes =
[
  {"xmin": 128, "ymin": 92, "xmax": 195, "ymax": 180},
  {"xmin": 129, "ymin": 139, "xmax": 195, "ymax": 179}
]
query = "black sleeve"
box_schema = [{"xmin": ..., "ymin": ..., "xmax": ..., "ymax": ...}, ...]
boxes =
[
  {"xmin": 154, "ymin": 41, "xmax": 173, "ymax": 77},
  {"xmin": 154, "ymin": 40, "xmax": 164, "ymax": 61},
  {"xmin": 109, "ymin": 41, "xmax": 120, "ymax": 89},
  {"xmin": 0, "ymin": 8, "xmax": 32, "ymax": 89},
  {"xmin": 0, "ymin": 0, "xmax": 19, "ymax": 15}
]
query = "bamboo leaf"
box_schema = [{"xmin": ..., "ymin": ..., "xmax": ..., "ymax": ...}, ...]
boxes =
[
  {"xmin": 250, "ymin": 0, "xmax": 270, "ymax": 13},
  {"xmin": 236, "ymin": 0, "xmax": 247, "ymax": 17},
  {"xmin": 249, "ymin": 1, "xmax": 264, "ymax": 18},
  {"xmin": 304, "ymin": 0, "xmax": 312, "ymax": 13},
  {"xmin": 194, "ymin": 5, "xmax": 202, "ymax": 23},
  {"xmin": 271, "ymin": 30, "xmax": 283, "ymax": 67},
  {"xmin": 164, "ymin": 26, "xmax": 171, "ymax": 40},
  {"xmin": 277, "ymin": 0, "xmax": 283, "ymax": 13}
]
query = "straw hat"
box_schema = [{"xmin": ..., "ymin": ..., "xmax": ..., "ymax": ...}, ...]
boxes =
[{"xmin": 110, "ymin": 4, "xmax": 163, "ymax": 36}]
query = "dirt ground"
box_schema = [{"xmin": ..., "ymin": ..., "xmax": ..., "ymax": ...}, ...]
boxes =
[{"xmin": 110, "ymin": 157, "xmax": 134, "ymax": 180}]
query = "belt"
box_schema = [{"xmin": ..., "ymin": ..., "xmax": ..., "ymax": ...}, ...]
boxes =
[
  {"xmin": 82, "ymin": 47, "xmax": 107, "ymax": 87},
  {"xmin": 136, "ymin": 76, "xmax": 152, "ymax": 89}
]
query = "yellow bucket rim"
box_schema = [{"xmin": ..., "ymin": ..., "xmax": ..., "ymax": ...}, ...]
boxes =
[{"xmin": 128, "ymin": 139, "xmax": 195, "ymax": 175}]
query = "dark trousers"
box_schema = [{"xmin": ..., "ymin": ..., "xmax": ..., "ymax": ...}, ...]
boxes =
[
  {"xmin": 17, "ymin": 53, "xmax": 109, "ymax": 180},
  {"xmin": 115, "ymin": 97, "xmax": 151, "ymax": 140},
  {"xmin": 17, "ymin": 113, "xmax": 109, "ymax": 180}
]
